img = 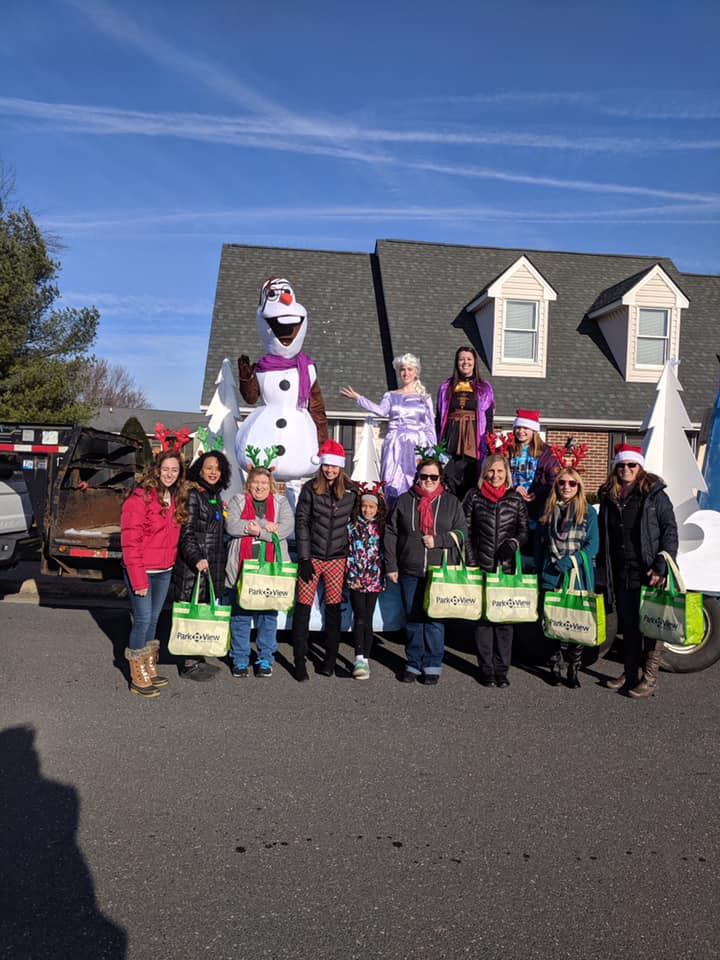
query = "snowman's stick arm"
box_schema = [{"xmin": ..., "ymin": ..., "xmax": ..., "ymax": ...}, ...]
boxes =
[
  {"xmin": 237, "ymin": 355, "xmax": 260, "ymax": 404},
  {"xmin": 310, "ymin": 381, "xmax": 329, "ymax": 445}
]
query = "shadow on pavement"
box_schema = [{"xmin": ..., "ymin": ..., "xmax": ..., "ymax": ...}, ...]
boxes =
[{"xmin": 0, "ymin": 726, "xmax": 127, "ymax": 959}]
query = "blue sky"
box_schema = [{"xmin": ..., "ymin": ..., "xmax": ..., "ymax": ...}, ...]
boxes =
[{"xmin": 2, "ymin": 0, "xmax": 718, "ymax": 411}]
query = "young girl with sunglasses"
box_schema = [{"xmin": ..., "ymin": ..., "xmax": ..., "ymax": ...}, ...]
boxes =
[{"xmin": 539, "ymin": 467, "xmax": 599, "ymax": 688}]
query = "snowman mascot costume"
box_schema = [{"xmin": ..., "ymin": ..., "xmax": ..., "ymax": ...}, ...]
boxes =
[{"xmin": 236, "ymin": 277, "xmax": 329, "ymax": 483}]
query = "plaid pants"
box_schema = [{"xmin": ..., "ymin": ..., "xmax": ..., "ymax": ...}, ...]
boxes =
[{"xmin": 296, "ymin": 557, "xmax": 347, "ymax": 606}]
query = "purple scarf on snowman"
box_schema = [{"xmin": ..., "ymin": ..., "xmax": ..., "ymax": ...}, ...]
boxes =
[{"xmin": 256, "ymin": 352, "xmax": 314, "ymax": 409}]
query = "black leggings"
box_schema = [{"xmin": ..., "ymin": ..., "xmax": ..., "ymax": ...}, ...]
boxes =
[{"xmin": 350, "ymin": 590, "xmax": 379, "ymax": 658}]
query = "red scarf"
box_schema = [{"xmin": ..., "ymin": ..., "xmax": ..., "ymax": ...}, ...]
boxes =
[
  {"xmin": 239, "ymin": 493, "xmax": 275, "ymax": 565},
  {"xmin": 412, "ymin": 483, "xmax": 443, "ymax": 535},
  {"xmin": 480, "ymin": 480, "xmax": 507, "ymax": 503}
]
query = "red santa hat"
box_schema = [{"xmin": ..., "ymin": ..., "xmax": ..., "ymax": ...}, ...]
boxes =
[
  {"xmin": 613, "ymin": 443, "xmax": 645, "ymax": 468},
  {"xmin": 317, "ymin": 439, "xmax": 346, "ymax": 467},
  {"xmin": 513, "ymin": 409, "xmax": 541, "ymax": 431}
]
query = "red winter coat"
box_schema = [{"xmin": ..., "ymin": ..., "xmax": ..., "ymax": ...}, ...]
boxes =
[{"xmin": 121, "ymin": 488, "xmax": 182, "ymax": 592}]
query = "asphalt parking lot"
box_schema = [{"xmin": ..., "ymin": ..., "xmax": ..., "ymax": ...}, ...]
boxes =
[{"xmin": 2, "ymin": 594, "xmax": 719, "ymax": 960}]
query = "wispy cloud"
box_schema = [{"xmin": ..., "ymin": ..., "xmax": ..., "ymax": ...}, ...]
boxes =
[
  {"xmin": 3, "ymin": 95, "xmax": 720, "ymax": 155},
  {"xmin": 61, "ymin": 291, "xmax": 213, "ymax": 317},
  {"xmin": 41, "ymin": 201, "xmax": 720, "ymax": 237}
]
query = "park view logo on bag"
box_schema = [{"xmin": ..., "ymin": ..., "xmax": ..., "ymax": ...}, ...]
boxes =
[
  {"xmin": 424, "ymin": 534, "xmax": 484, "ymax": 621},
  {"xmin": 542, "ymin": 554, "xmax": 605, "ymax": 647},
  {"xmin": 168, "ymin": 572, "xmax": 231, "ymax": 658},
  {"xmin": 238, "ymin": 533, "xmax": 297, "ymax": 612},
  {"xmin": 639, "ymin": 553, "xmax": 703, "ymax": 647},
  {"xmin": 484, "ymin": 550, "xmax": 538, "ymax": 624}
]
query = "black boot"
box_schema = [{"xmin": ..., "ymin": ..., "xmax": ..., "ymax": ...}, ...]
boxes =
[
  {"xmin": 318, "ymin": 603, "xmax": 341, "ymax": 676},
  {"xmin": 291, "ymin": 603, "xmax": 312, "ymax": 682},
  {"xmin": 549, "ymin": 648, "xmax": 562, "ymax": 686},
  {"xmin": 565, "ymin": 645, "xmax": 582, "ymax": 689}
]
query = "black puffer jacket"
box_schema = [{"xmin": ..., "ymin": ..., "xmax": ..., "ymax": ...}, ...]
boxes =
[
  {"xmin": 597, "ymin": 475, "xmax": 678, "ymax": 609},
  {"xmin": 385, "ymin": 489, "xmax": 466, "ymax": 578},
  {"xmin": 172, "ymin": 482, "xmax": 226, "ymax": 602},
  {"xmin": 295, "ymin": 477, "xmax": 357, "ymax": 560},
  {"xmin": 463, "ymin": 487, "xmax": 529, "ymax": 571}
]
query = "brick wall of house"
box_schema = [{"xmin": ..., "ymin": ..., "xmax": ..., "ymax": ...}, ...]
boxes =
[{"xmin": 546, "ymin": 430, "xmax": 611, "ymax": 497}]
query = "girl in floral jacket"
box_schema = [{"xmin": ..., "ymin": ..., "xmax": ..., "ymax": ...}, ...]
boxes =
[{"xmin": 346, "ymin": 487, "xmax": 387, "ymax": 680}]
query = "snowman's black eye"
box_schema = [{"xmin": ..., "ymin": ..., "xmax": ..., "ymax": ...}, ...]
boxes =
[
  {"xmin": 266, "ymin": 289, "xmax": 279, "ymax": 300},
  {"xmin": 282, "ymin": 288, "xmax": 292, "ymax": 296}
]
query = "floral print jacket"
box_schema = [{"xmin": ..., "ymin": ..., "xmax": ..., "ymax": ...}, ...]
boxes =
[{"xmin": 346, "ymin": 518, "xmax": 385, "ymax": 593}]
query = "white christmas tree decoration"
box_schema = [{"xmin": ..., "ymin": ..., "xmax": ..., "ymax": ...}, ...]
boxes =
[
  {"xmin": 641, "ymin": 359, "xmax": 706, "ymax": 530},
  {"xmin": 351, "ymin": 417, "xmax": 381, "ymax": 483},
  {"xmin": 203, "ymin": 359, "xmax": 245, "ymax": 502}
]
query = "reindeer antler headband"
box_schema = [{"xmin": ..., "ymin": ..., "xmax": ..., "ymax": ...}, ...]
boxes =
[{"xmin": 154, "ymin": 423, "xmax": 191, "ymax": 453}]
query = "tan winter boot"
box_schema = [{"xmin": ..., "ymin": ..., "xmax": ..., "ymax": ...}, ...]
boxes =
[
  {"xmin": 146, "ymin": 640, "xmax": 169, "ymax": 687},
  {"xmin": 125, "ymin": 646, "xmax": 160, "ymax": 698},
  {"xmin": 606, "ymin": 673, "xmax": 626, "ymax": 690},
  {"xmin": 628, "ymin": 644, "xmax": 662, "ymax": 699}
]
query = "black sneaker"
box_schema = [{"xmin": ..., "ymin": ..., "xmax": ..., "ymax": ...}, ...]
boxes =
[
  {"xmin": 255, "ymin": 660, "xmax": 272, "ymax": 678},
  {"xmin": 423, "ymin": 674, "xmax": 439, "ymax": 685},
  {"xmin": 231, "ymin": 665, "xmax": 249, "ymax": 678}
]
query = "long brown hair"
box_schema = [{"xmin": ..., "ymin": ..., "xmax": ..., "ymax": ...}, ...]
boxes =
[
  {"xmin": 542, "ymin": 467, "xmax": 588, "ymax": 525},
  {"xmin": 449, "ymin": 346, "xmax": 480, "ymax": 388},
  {"xmin": 136, "ymin": 451, "xmax": 189, "ymax": 524},
  {"xmin": 509, "ymin": 432, "xmax": 545, "ymax": 459},
  {"xmin": 312, "ymin": 468, "xmax": 353, "ymax": 500},
  {"xmin": 599, "ymin": 465, "xmax": 659, "ymax": 501}
]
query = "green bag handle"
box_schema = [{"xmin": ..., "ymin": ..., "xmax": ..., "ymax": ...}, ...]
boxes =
[
  {"xmin": 494, "ymin": 548, "xmax": 523, "ymax": 577},
  {"xmin": 257, "ymin": 532, "xmax": 285, "ymax": 571},
  {"xmin": 190, "ymin": 569, "xmax": 218, "ymax": 611},
  {"xmin": 437, "ymin": 530, "xmax": 465, "ymax": 576},
  {"xmin": 562, "ymin": 552, "xmax": 594, "ymax": 593},
  {"xmin": 657, "ymin": 550, "xmax": 684, "ymax": 596}
]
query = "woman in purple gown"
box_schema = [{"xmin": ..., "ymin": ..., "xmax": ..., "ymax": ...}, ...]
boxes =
[{"xmin": 341, "ymin": 353, "xmax": 436, "ymax": 506}]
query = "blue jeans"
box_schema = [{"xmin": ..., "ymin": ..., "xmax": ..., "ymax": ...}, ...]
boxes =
[
  {"xmin": 226, "ymin": 589, "xmax": 278, "ymax": 668},
  {"xmin": 124, "ymin": 568, "xmax": 172, "ymax": 651},
  {"xmin": 399, "ymin": 574, "xmax": 445, "ymax": 676}
]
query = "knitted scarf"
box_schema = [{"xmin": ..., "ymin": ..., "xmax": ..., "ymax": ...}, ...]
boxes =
[
  {"xmin": 239, "ymin": 493, "xmax": 275, "ymax": 564},
  {"xmin": 480, "ymin": 480, "xmax": 506, "ymax": 504},
  {"xmin": 256, "ymin": 352, "xmax": 314, "ymax": 408},
  {"xmin": 412, "ymin": 483, "xmax": 443, "ymax": 534},
  {"xmin": 548, "ymin": 500, "xmax": 586, "ymax": 561}
]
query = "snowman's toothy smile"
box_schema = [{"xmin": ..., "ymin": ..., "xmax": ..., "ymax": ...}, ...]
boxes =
[{"xmin": 266, "ymin": 316, "xmax": 304, "ymax": 346}]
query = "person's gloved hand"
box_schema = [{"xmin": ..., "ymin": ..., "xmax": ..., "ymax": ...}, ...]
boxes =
[
  {"xmin": 299, "ymin": 559, "xmax": 315, "ymax": 583},
  {"xmin": 497, "ymin": 539, "xmax": 517, "ymax": 564},
  {"xmin": 651, "ymin": 555, "xmax": 668, "ymax": 576},
  {"xmin": 556, "ymin": 556, "xmax": 574, "ymax": 573}
]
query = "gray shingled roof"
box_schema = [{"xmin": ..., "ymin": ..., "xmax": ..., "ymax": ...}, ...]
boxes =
[
  {"xmin": 202, "ymin": 244, "xmax": 389, "ymax": 414},
  {"xmin": 587, "ymin": 266, "xmax": 655, "ymax": 315},
  {"xmin": 204, "ymin": 240, "xmax": 720, "ymax": 426},
  {"xmin": 375, "ymin": 239, "xmax": 718, "ymax": 423}
]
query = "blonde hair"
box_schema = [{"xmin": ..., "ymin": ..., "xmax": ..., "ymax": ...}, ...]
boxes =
[
  {"xmin": 246, "ymin": 466, "xmax": 276, "ymax": 495},
  {"xmin": 392, "ymin": 352, "xmax": 426, "ymax": 395},
  {"xmin": 542, "ymin": 467, "xmax": 588, "ymax": 526},
  {"xmin": 480, "ymin": 453, "xmax": 511, "ymax": 489}
]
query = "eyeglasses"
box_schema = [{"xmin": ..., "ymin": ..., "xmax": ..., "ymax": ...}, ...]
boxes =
[
  {"xmin": 419, "ymin": 473, "xmax": 440, "ymax": 481},
  {"xmin": 557, "ymin": 480, "xmax": 578, "ymax": 488},
  {"xmin": 617, "ymin": 463, "xmax": 640, "ymax": 470}
]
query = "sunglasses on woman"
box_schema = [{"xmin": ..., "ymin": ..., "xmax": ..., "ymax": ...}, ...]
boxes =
[
  {"xmin": 419, "ymin": 473, "xmax": 440, "ymax": 481},
  {"xmin": 557, "ymin": 480, "xmax": 578, "ymax": 488}
]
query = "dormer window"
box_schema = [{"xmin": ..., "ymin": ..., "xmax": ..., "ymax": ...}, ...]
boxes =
[
  {"xmin": 466, "ymin": 256, "xmax": 557, "ymax": 379},
  {"xmin": 636, "ymin": 308, "xmax": 669, "ymax": 366},
  {"xmin": 503, "ymin": 300, "xmax": 538, "ymax": 362},
  {"xmin": 588, "ymin": 264, "xmax": 689, "ymax": 383}
]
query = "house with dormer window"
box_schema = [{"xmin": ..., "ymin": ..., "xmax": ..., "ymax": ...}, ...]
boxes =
[{"xmin": 203, "ymin": 239, "xmax": 719, "ymax": 492}]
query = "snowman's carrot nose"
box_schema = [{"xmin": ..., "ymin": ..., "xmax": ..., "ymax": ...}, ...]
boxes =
[{"xmin": 279, "ymin": 292, "xmax": 293, "ymax": 305}]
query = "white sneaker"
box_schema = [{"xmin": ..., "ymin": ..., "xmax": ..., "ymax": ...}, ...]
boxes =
[{"xmin": 352, "ymin": 657, "xmax": 370, "ymax": 680}]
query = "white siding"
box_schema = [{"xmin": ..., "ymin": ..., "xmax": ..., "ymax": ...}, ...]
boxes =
[
  {"xmin": 635, "ymin": 274, "xmax": 677, "ymax": 309},
  {"xmin": 500, "ymin": 264, "xmax": 545, "ymax": 300}
]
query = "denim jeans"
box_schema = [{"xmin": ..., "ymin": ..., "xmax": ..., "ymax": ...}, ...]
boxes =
[
  {"xmin": 225, "ymin": 589, "xmax": 278, "ymax": 668},
  {"xmin": 399, "ymin": 574, "xmax": 445, "ymax": 676},
  {"xmin": 124, "ymin": 568, "xmax": 172, "ymax": 651}
]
